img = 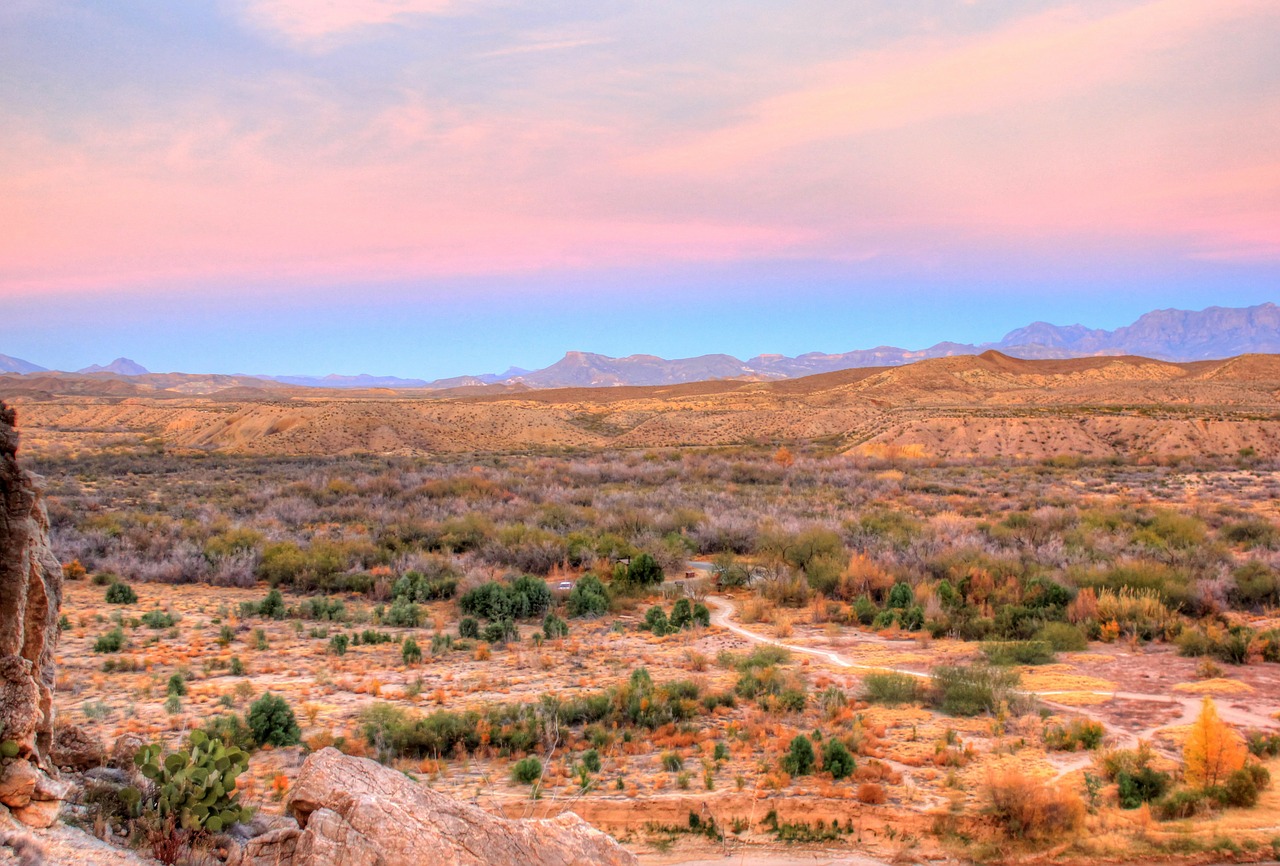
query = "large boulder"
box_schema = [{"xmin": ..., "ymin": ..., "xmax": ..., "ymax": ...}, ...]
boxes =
[
  {"xmin": 0, "ymin": 401, "xmax": 63, "ymax": 765},
  {"xmin": 247, "ymin": 747, "xmax": 637, "ymax": 866},
  {"xmin": 51, "ymin": 724, "xmax": 105, "ymax": 772}
]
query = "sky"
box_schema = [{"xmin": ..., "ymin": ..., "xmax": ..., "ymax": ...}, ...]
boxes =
[{"xmin": 1, "ymin": 0, "xmax": 1277, "ymax": 377}]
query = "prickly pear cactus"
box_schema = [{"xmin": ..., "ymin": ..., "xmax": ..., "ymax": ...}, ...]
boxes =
[{"xmin": 124, "ymin": 730, "xmax": 252, "ymax": 834}]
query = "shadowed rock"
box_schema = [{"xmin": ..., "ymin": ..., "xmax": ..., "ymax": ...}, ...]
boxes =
[{"xmin": 0, "ymin": 402, "xmax": 66, "ymax": 827}]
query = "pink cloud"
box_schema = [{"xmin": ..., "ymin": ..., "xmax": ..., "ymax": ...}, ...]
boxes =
[
  {"xmin": 635, "ymin": 0, "xmax": 1275, "ymax": 174},
  {"xmin": 234, "ymin": 0, "xmax": 461, "ymax": 45}
]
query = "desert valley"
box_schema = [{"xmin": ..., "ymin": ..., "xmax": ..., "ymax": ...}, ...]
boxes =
[
  {"xmin": 3, "ymin": 338, "xmax": 1280, "ymax": 865},
  {"xmin": 5, "ymin": 2, "xmax": 1280, "ymax": 864}
]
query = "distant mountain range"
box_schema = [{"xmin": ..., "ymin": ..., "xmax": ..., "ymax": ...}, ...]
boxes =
[
  {"xmin": 4, "ymin": 302, "xmax": 1278, "ymax": 391},
  {"xmin": 77, "ymin": 357, "xmax": 151, "ymax": 376}
]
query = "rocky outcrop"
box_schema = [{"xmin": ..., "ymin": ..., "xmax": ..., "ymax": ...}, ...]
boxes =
[
  {"xmin": 241, "ymin": 748, "xmax": 637, "ymax": 866},
  {"xmin": 0, "ymin": 401, "xmax": 66, "ymax": 827},
  {"xmin": 49, "ymin": 726, "xmax": 104, "ymax": 773}
]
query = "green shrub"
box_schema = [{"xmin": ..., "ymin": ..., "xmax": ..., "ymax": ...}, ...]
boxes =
[
  {"xmin": 93, "ymin": 628, "xmax": 126, "ymax": 653},
  {"xmin": 166, "ymin": 673, "xmax": 187, "ymax": 697},
  {"xmin": 861, "ymin": 672, "xmax": 921, "ymax": 705},
  {"xmin": 1044, "ymin": 718, "xmax": 1105, "ymax": 751},
  {"xmin": 482, "ymin": 618, "xmax": 517, "ymax": 644},
  {"xmin": 512, "ymin": 756, "xmax": 543, "ymax": 785},
  {"xmin": 661, "ymin": 751, "xmax": 684, "ymax": 772},
  {"xmin": 644, "ymin": 606, "xmax": 672, "ymax": 636},
  {"xmin": 566, "ymin": 574, "xmax": 610, "ymax": 618},
  {"xmin": 247, "ymin": 693, "xmax": 300, "ymax": 747},
  {"xmin": 781, "ymin": 735, "xmax": 815, "ymax": 776},
  {"xmin": 692, "ymin": 602, "xmax": 710, "ymax": 627},
  {"xmin": 1212, "ymin": 767, "xmax": 1264, "ymax": 808},
  {"xmin": 982, "ymin": 640, "xmax": 1056, "ymax": 666},
  {"xmin": 1156, "ymin": 787, "xmax": 1208, "ymax": 819},
  {"xmin": 383, "ymin": 598, "xmax": 422, "ymax": 628},
  {"xmin": 1034, "ymin": 622, "xmax": 1088, "ymax": 651},
  {"xmin": 887, "ymin": 582, "xmax": 914, "ymax": 609},
  {"xmin": 931, "ymin": 664, "xmax": 1020, "ymax": 717},
  {"xmin": 542, "ymin": 613, "xmax": 568, "ymax": 639},
  {"xmin": 1117, "ymin": 766, "xmax": 1170, "ymax": 808},
  {"xmin": 402, "ymin": 637, "xmax": 422, "ymax": 665},
  {"xmin": 822, "ymin": 738, "xmax": 856, "ymax": 780},
  {"xmin": 582, "ymin": 749, "xmax": 601, "ymax": 773},
  {"xmin": 393, "ymin": 569, "xmax": 459, "ymax": 602},
  {"xmin": 105, "ymin": 582, "xmax": 137, "ymax": 604},
  {"xmin": 328, "ymin": 634, "xmax": 349, "ymax": 656},
  {"xmin": 1247, "ymin": 731, "xmax": 1280, "ymax": 757},
  {"xmin": 258, "ymin": 589, "xmax": 285, "ymax": 619},
  {"xmin": 459, "ymin": 617, "xmax": 479, "ymax": 639},
  {"xmin": 140, "ymin": 609, "xmax": 178, "ymax": 629},
  {"xmin": 460, "ymin": 576, "xmax": 552, "ymax": 621},
  {"xmin": 625, "ymin": 553, "xmax": 664, "ymax": 587}
]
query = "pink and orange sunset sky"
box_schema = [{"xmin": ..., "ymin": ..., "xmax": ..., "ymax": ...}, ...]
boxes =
[{"xmin": 2, "ymin": 0, "xmax": 1278, "ymax": 377}]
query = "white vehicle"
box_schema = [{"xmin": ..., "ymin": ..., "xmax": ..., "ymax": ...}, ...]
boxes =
[{"xmin": 557, "ymin": 580, "xmax": 573, "ymax": 591}]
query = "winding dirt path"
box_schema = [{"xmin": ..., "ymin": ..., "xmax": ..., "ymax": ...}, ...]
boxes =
[{"xmin": 705, "ymin": 595, "xmax": 1280, "ymax": 779}]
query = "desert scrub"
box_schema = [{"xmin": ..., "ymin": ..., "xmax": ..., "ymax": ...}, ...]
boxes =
[
  {"xmin": 140, "ymin": 609, "xmax": 178, "ymax": 629},
  {"xmin": 931, "ymin": 663, "xmax": 1021, "ymax": 716},
  {"xmin": 1034, "ymin": 621, "xmax": 1088, "ymax": 651},
  {"xmin": 105, "ymin": 582, "xmax": 138, "ymax": 604},
  {"xmin": 861, "ymin": 672, "xmax": 921, "ymax": 705},
  {"xmin": 247, "ymin": 693, "xmax": 301, "ymax": 747},
  {"xmin": 1043, "ymin": 718, "xmax": 1104, "ymax": 751},
  {"xmin": 981, "ymin": 640, "xmax": 1056, "ymax": 666},
  {"xmin": 93, "ymin": 627, "xmax": 126, "ymax": 653},
  {"xmin": 984, "ymin": 770, "xmax": 1084, "ymax": 840},
  {"xmin": 359, "ymin": 669, "xmax": 728, "ymax": 760},
  {"xmin": 511, "ymin": 756, "xmax": 542, "ymax": 785},
  {"xmin": 566, "ymin": 574, "xmax": 610, "ymax": 617}
]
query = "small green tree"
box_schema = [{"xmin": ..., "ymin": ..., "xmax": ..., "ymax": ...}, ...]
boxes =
[
  {"xmin": 822, "ymin": 738, "xmax": 856, "ymax": 779},
  {"xmin": 247, "ymin": 693, "xmax": 300, "ymax": 747},
  {"xmin": 542, "ymin": 613, "xmax": 569, "ymax": 639},
  {"xmin": 627, "ymin": 553, "xmax": 664, "ymax": 588},
  {"xmin": 670, "ymin": 598, "xmax": 693, "ymax": 629},
  {"xmin": 887, "ymin": 582, "xmax": 914, "ymax": 609},
  {"xmin": 782, "ymin": 735, "xmax": 815, "ymax": 776},
  {"xmin": 566, "ymin": 574, "xmax": 609, "ymax": 617},
  {"xmin": 166, "ymin": 673, "xmax": 187, "ymax": 697},
  {"xmin": 259, "ymin": 589, "xmax": 285, "ymax": 619},
  {"xmin": 512, "ymin": 756, "xmax": 543, "ymax": 785}
]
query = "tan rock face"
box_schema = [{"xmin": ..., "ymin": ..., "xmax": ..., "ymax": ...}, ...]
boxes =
[
  {"xmin": 0, "ymin": 401, "xmax": 64, "ymax": 764},
  {"xmin": 50, "ymin": 724, "xmax": 105, "ymax": 772},
  {"xmin": 277, "ymin": 748, "xmax": 638, "ymax": 866}
]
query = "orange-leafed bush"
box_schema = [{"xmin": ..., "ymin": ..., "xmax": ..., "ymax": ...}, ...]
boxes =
[
  {"xmin": 856, "ymin": 782, "xmax": 886, "ymax": 804},
  {"xmin": 985, "ymin": 770, "xmax": 1084, "ymax": 840}
]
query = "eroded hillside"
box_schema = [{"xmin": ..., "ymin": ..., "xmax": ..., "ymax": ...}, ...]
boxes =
[{"xmin": 5, "ymin": 352, "xmax": 1280, "ymax": 459}]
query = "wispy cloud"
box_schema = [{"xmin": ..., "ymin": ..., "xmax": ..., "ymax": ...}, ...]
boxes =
[
  {"xmin": 476, "ymin": 36, "xmax": 614, "ymax": 60},
  {"xmin": 636, "ymin": 0, "xmax": 1276, "ymax": 173}
]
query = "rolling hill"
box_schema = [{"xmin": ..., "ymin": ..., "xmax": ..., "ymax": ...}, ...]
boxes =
[{"xmin": 6, "ymin": 351, "xmax": 1280, "ymax": 461}]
